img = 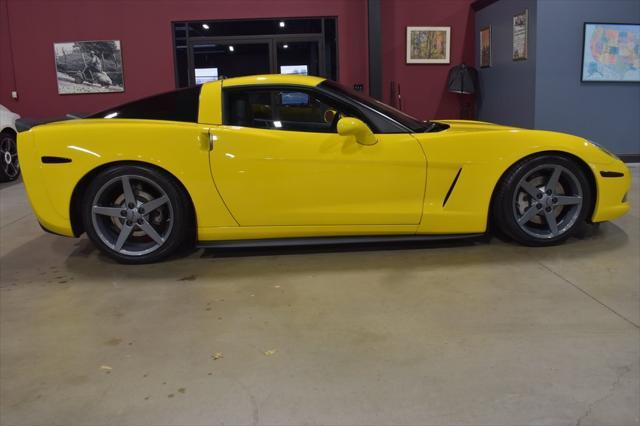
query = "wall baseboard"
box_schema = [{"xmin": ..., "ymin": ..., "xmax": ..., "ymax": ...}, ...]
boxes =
[{"xmin": 619, "ymin": 154, "xmax": 640, "ymax": 163}]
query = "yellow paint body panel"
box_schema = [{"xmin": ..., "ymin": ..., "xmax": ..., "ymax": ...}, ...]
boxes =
[
  {"xmin": 19, "ymin": 120, "xmax": 237, "ymax": 238},
  {"xmin": 18, "ymin": 76, "xmax": 631, "ymax": 243},
  {"xmin": 210, "ymin": 126, "xmax": 426, "ymax": 226},
  {"xmin": 198, "ymin": 80, "xmax": 222, "ymax": 124},
  {"xmin": 414, "ymin": 120, "xmax": 630, "ymax": 233},
  {"xmin": 415, "ymin": 120, "xmax": 631, "ymax": 234},
  {"xmin": 221, "ymin": 74, "xmax": 325, "ymax": 88}
]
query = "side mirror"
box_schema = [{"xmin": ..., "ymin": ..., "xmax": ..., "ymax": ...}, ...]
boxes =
[{"xmin": 337, "ymin": 117, "xmax": 377, "ymax": 146}]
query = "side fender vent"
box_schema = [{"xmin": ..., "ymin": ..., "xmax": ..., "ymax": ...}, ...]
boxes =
[{"xmin": 443, "ymin": 167, "xmax": 462, "ymax": 207}]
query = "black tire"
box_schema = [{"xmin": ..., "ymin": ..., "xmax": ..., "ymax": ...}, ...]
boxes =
[
  {"xmin": 493, "ymin": 154, "xmax": 592, "ymax": 246},
  {"xmin": 81, "ymin": 164, "xmax": 193, "ymax": 264},
  {"xmin": 0, "ymin": 130, "xmax": 20, "ymax": 182}
]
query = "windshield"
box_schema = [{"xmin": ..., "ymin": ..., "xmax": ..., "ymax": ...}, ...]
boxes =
[{"xmin": 319, "ymin": 80, "xmax": 430, "ymax": 132}]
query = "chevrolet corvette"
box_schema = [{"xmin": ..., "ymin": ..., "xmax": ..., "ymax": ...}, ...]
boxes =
[{"xmin": 17, "ymin": 75, "xmax": 631, "ymax": 263}]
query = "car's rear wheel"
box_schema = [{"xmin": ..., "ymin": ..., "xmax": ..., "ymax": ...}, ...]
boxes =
[
  {"xmin": 82, "ymin": 164, "xmax": 192, "ymax": 263},
  {"xmin": 0, "ymin": 130, "xmax": 20, "ymax": 182},
  {"xmin": 493, "ymin": 154, "xmax": 592, "ymax": 246}
]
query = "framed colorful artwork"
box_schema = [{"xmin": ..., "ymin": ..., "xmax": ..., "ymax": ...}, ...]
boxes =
[{"xmin": 406, "ymin": 26, "xmax": 451, "ymax": 64}]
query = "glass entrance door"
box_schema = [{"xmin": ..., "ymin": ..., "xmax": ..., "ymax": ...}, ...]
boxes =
[
  {"xmin": 276, "ymin": 39, "xmax": 322, "ymax": 76},
  {"xmin": 190, "ymin": 40, "xmax": 271, "ymax": 84},
  {"xmin": 188, "ymin": 36, "xmax": 324, "ymax": 84},
  {"xmin": 174, "ymin": 18, "xmax": 337, "ymax": 88}
]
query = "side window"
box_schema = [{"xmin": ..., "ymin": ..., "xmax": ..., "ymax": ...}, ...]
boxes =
[
  {"xmin": 275, "ymin": 90, "xmax": 337, "ymax": 132},
  {"xmin": 225, "ymin": 90, "xmax": 273, "ymax": 129},
  {"xmin": 224, "ymin": 88, "xmax": 361, "ymax": 133},
  {"xmin": 90, "ymin": 86, "xmax": 201, "ymax": 122}
]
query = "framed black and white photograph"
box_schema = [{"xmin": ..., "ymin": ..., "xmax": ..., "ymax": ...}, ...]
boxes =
[
  {"xmin": 54, "ymin": 40, "xmax": 124, "ymax": 94},
  {"xmin": 406, "ymin": 26, "xmax": 451, "ymax": 64},
  {"xmin": 513, "ymin": 10, "xmax": 528, "ymax": 61}
]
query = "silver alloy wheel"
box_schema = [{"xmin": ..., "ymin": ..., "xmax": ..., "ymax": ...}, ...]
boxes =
[
  {"xmin": 0, "ymin": 135, "xmax": 19, "ymax": 179},
  {"xmin": 512, "ymin": 164, "xmax": 583, "ymax": 239},
  {"xmin": 91, "ymin": 175, "xmax": 174, "ymax": 256}
]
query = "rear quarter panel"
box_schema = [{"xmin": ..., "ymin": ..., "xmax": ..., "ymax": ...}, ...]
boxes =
[{"xmin": 19, "ymin": 119, "xmax": 236, "ymax": 237}]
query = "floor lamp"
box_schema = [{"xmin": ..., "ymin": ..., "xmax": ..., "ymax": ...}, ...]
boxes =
[{"xmin": 447, "ymin": 64, "xmax": 478, "ymax": 119}]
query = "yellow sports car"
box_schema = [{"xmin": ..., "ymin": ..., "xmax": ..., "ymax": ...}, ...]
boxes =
[{"xmin": 17, "ymin": 75, "xmax": 631, "ymax": 263}]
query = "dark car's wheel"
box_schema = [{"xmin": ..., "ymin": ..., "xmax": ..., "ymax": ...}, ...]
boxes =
[
  {"xmin": 493, "ymin": 154, "xmax": 592, "ymax": 246},
  {"xmin": 0, "ymin": 130, "xmax": 20, "ymax": 182},
  {"xmin": 82, "ymin": 164, "xmax": 193, "ymax": 264}
]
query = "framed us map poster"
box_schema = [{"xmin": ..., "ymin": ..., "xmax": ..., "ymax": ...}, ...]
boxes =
[{"xmin": 581, "ymin": 23, "xmax": 640, "ymax": 82}]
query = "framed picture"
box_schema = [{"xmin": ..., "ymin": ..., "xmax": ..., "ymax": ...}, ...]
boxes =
[
  {"xmin": 406, "ymin": 26, "xmax": 451, "ymax": 64},
  {"xmin": 53, "ymin": 40, "xmax": 124, "ymax": 94},
  {"xmin": 480, "ymin": 26, "xmax": 491, "ymax": 68},
  {"xmin": 513, "ymin": 10, "xmax": 528, "ymax": 61},
  {"xmin": 581, "ymin": 23, "xmax": 640, "ymax": 82}
]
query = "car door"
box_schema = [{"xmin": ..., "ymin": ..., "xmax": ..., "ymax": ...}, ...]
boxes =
[{"xmin": 209, "ymin": 85, "xmax": 426, "ymax": 226}]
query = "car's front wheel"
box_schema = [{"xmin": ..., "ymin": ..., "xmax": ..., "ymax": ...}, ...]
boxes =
[
  {"xmin": 0, "ymin": 130, "xmax": 20, "ymax": 182},
  {"xmin": 493, "ymin": 154, "xmax": 592, "ymax": 246},
  {"xmin": 82, "ymin": 164, "xmax": 193, "ymax": 263}
]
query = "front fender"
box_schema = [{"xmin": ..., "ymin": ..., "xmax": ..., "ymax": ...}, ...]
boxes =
[{"xmin": 413, "ymin": 128, "xmax": 626, "ymax": 234}]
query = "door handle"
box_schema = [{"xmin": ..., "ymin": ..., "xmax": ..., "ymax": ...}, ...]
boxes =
[{"xmin": 201, "ymin": 131, "xmax": 216, "ymax": 151}]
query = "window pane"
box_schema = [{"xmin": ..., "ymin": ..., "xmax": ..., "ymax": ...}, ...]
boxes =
[
  {"xmin": 225, "ymin": 88, "xmax": 352, "ymax": 133},
  {"xmin": 277, "ymin": 41, "xmax": 320, "ymax": 76},
  {"xmin": 172, "ymin": 18, "xmax": 337, "ymax": 88},
  {"xmin": 225, "ymin": 90, "xmax": 274, "ymax": 128},
  {"xmin": 280, "ymin": 92, "xmax": 309, "ymax": 105},
  {"xmin": 324, "ymin": 18, "xmax": 338, "ymax": 80},
  {"xmin": 90, "ymin": 86, "xmax": 201, "ymax": 122},
  {"xmin": 174, "ymin": 23, "xmax": 187, "ymax": 39},
  {"xmin": 175, "ymin": 47, "xmax": 189, "ymax": 87},
  {"xmin": 193, "ymin": 43, "xmax": 270, "ymax": 80},
  {"xmin": 276, "ymin": 90, "xmax": 335, "ymax": 132}
]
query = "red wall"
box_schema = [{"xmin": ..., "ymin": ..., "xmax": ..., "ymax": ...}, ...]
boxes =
[
  {"xmin": 1, "ymin": 0, "xmax": 475, "ymax": 120},
  {"xmin": 381, "ymin": 0, "xmax": 475, "ymax": 120},
  {"xmin": 0, "ymin": 0, "xmax": 368, "ymax": 118}
]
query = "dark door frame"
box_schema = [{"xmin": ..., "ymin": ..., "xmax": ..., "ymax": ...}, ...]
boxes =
[{"xmin": 367, "ymin": 0, "xmax": 382, "ymax": 99}]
